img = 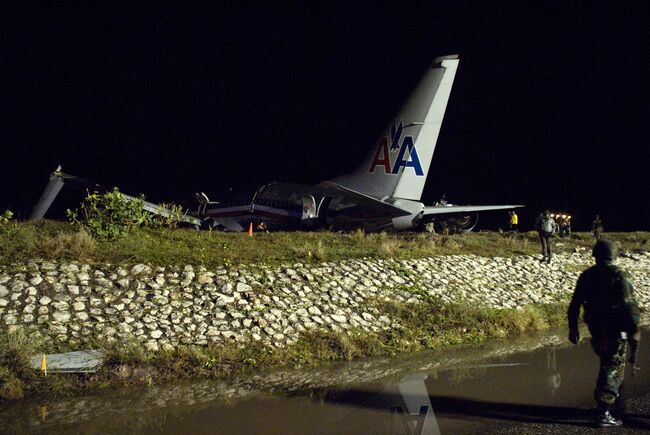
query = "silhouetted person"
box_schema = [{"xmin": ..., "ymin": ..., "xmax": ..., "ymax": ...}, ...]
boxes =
[
  {"xmin": 534, "ymin": 210, "xmax": 556, "ymax": 263},
  {"xmin": 567, "ymin": 240, "xmax": 641, "ymax": 428},
  {"xmin": 592, "ymin": 215, "xmax": 604, "ymax": 240}
]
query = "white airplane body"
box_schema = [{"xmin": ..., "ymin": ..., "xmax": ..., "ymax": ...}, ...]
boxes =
[
  {"xmin": 199, "ymin": 55, "xmax": 522, "ymax": 232},
  {"xmin": 31, "ymin": 55, "xmax": 523, "ymax": 232}
]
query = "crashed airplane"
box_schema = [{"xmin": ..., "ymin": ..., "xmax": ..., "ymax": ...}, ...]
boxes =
[{"xmin": 31, "ymin": 55, "xmax": 522, "ymax": 233}]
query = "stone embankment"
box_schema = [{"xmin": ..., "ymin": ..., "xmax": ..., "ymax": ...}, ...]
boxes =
[{"xmin": 1, "ymin": 252, "xmax": 649, "ymax": 349}]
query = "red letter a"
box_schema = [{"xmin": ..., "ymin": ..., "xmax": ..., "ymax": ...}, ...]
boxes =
[{"xmin": 368, "ymin": 137, "xmax": 391, "ymax": 173}]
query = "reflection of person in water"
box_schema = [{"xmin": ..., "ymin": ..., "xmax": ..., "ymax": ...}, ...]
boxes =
[{"xmin": 543, "ymin": 345, "xmax": 562, "ymax": 396}]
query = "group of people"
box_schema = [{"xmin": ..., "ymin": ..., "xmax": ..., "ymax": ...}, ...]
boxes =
[
  {"xmin": 508, "ymin": 210, "xmax": 573, "ymax": 238},
  {"xmin": 554, "ymin": 213, "xmax": 572, "ymax": 237}
]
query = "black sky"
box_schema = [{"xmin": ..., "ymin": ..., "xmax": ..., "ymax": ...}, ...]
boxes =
[{"xmin": 1, "ymin": 1, "xmax": 649, "ymax": 230}]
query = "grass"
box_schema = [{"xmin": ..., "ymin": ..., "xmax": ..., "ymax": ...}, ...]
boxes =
[
  {"xmin": 2, "ymin": 220, "xmax": 649, "ymax": 268},
  {"xmin": 0, "ymin": 329, "xmax": 37, "ymax": 400}
]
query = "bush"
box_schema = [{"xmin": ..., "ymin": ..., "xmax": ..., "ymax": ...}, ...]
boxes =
[
  {"xmin": 151, "ymin": 203, "xmax": 189, "ymax": 229},
  {"xmin": 67, "ymin": 188, "xmax": 151, "ymax": 240},
  {"xmin": 0, "ymin": 210, "xmax": 16, "ymax": 236},
  {"xmin": 0, "ymin": 209, "xmax": 12, "ymax": 225}
]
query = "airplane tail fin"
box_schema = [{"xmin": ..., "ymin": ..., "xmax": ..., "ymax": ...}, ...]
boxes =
[{"xmin": 332, "ymin": 55, "xmax": 459, "ymax": 201}]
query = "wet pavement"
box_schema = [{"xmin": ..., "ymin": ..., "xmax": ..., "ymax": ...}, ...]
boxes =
[{"xmin": 2, "ymin": 327, "xmax": 650, "ymax": 434}]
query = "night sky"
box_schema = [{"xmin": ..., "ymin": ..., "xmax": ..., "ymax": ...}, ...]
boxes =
[{"xmin": 2, "ymin": 2, "xmax": 648, "ymax": 231}]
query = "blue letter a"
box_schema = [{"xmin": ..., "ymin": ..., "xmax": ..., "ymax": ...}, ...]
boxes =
[{"xmin": 391, "ymin": 137, "xmax": 424, "ymax": 176}]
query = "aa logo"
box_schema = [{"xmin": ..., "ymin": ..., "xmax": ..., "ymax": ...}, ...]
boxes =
[{"xmin": 368, "ymin": 120, "xmax": 424, "ymax": 176}]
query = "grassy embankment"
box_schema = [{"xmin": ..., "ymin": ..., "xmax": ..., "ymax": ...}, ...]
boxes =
[
  {"xmin": 1, "ymin": 220, "xmax": 649, "ymax": 400},
  {"xmin": 2, "ymin": 219, "xmax": 649, "ymax": 268}
]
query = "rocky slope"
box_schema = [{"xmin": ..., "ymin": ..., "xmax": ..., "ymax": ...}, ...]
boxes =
[{"xmin": 1, "ymin": 252, "xmax": 649, "ymax": 349}]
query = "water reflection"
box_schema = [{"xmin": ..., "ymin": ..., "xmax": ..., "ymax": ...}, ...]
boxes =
[
  {"xmin": 394, "ymin": 373, "xmax": 439, "ymax": 435},
  {"xmin": 544, "ymin": 345, "xmax": 561, "ymax": 396},
  {"xmin": 3, "ymin": 328, "xmax": 650, "ymax": 434}
]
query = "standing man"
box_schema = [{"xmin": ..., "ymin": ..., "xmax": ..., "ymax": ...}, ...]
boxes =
[
  {"xmin": 508, "ymin": 210, "xmax": 519, "ymax": 233},
  {"xmin": 557, "ymin": 215, "xmax": 566, "ymax": 237},
  {"xmin": 534, "ymin": 210, "xmax": 556, "ymax": 263},
  {"xmin": 593, "ymin": 214, "xmax": 604, "ymax": 240},
  {"xmin": 567, "ymin": 240, "xmax": 641, "ymax": 428}
]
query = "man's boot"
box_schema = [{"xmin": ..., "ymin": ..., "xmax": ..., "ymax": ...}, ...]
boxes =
[{"xmin": 595, "ymin": 402, "xmax": 622, "ymax": 427}]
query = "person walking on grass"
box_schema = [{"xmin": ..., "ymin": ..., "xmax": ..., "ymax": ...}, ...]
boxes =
[
  {"xmin": 534, "ymin": 210, "xmax": 556, "ymax": 263},
  {"xmin": 567, "ymin": 239, "xmax": 641, "ymax": 428}
]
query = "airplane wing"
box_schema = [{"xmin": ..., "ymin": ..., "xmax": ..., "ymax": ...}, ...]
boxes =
[
  {"xmin": 30, "ymin": 166, "xmax": 201, "ymax": 226},
  {"xmin": 423, "ymin": 204, "xmax": 524, "ymax": 215}
]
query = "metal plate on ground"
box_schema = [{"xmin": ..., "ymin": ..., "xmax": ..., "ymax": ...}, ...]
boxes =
[{"xmin": 30, "ymin": 350, "xmax": 104, "ymax": 373}]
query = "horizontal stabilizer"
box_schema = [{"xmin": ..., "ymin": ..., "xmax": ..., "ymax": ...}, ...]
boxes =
[
  {"xmin": 423, "ymin": 204, "xmax": 524, "ymax": 215},
  {"xmin": 319, "ymin": 181, "xmax": 411, "ymax": 218}
]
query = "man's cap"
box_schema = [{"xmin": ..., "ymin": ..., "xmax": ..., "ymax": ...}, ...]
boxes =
[{"xmin": 592, "ymin": 239, "xmax": 618, "ymax": 260}]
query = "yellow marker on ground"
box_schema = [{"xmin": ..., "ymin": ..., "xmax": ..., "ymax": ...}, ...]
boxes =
[{"xmin": 40, "ymin": 353, "xmax": 47, "ymax": 376}]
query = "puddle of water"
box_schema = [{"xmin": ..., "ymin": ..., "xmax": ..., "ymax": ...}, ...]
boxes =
[{"xmin": 2, "ymin": 327, "xmax": 649, "ymax": 434}]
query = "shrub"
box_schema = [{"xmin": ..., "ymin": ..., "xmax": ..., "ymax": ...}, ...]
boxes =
[
  {"xmin": 151, "ymin": 203, "xmax": 189, "ymax": 229},
  {"xmin": 0, "ymin": 210, "xmax": 16, "ymax": 236},
  {"xmin": 0, "ymin": 209, "xmax": 12, "ymax": 225},
  {"xmin": 67, "ymin": 188, "xmax": 151, "ymax": 240}
]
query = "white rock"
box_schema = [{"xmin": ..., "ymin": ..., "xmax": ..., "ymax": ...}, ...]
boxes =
[
  {"xmin": 215, "ymin": 293, "xmax": 235, "ymax": 307},
  {"xmin": 52, "ymin": 311, "xmax": 71, "ymax": 322},
  {"xmin": 144, "ymin": 340, "xmax": 159, "ymax": 351},
  {"xmin": 22, "ymin": 305, "xmax": 35, "ymax": 314},
  {"xmin": 236, "ymin": 282, "xmax": 252, "ymax": 292},
  {"xmin": 131, "ymin": 264, "xmax": 149, "ymax": 274}
]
